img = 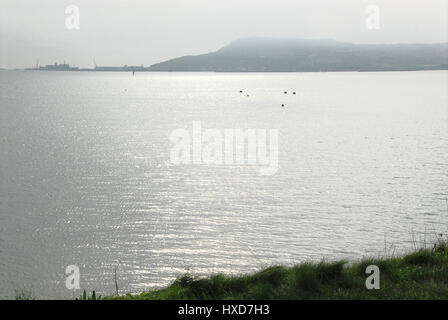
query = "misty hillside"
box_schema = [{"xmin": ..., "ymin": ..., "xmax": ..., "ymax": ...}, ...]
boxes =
[{"xmin": 149, "ymin": 37, "xmax": 448, "ymax": 72}]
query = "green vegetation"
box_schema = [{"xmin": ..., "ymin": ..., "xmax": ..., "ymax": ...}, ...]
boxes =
[
  {"xmin": 77, "ymin": 289, "xmax": 101, "ymax": 300},
  {"xmin": 102, "ymin": 241, "xmax": 448, "ymax": 300},
  {"xmin": 14, "ymin": 289, "xmax": 35, "ymax": 300}
]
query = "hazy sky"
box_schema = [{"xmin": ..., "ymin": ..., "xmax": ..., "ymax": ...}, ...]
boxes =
[{"xmin": 1, "ymin": 0, "xmax": 447, "ymax": 68}]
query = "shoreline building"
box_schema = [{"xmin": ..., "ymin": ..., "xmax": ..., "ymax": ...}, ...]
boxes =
[
  {"xmin": 37, "ymin": 61, "xmax": 80, "ymax": 71},
  {"xmin": 94, "ymin": 65, "xmax": 146, "ymax": 72}
]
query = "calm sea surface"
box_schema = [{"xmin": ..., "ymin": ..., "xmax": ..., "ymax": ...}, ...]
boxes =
[{"xmin": 0, "ymin": 71, "xmax": 447, "ymax": 299}]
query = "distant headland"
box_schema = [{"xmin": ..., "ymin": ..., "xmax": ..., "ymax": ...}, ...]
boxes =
[{"xmin": 24, "ymin": 37, "xmax": 448, "ymax": 72}]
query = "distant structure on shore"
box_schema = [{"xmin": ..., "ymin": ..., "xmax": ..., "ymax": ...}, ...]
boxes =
[
  {"xmin": 26, "ymin": 61, "xmax": 80, "ymax": 71},
  {"xmin": 26, "ymin": 61, "xmax": 148, "ymax": 72},
  {"xmin": 94, "ymin": 64, "xmax": 146, "ymax": 72}
]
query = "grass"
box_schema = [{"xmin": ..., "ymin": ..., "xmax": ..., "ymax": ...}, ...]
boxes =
[
  {"xmin": 14, "ymin": 288, "xmax": 35, "ymax": 300},
  {"xmin": 77, "ymin": 289, "xmax": 101, "ymax": 300},
  {"xmin": 100, "ymin": 242, "xmax": 448, "ymax": 300}
]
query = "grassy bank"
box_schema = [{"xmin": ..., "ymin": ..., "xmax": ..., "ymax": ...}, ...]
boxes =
[{"xmin": 99, "ymin": 242, "xmax": 448, "ymax": 300}]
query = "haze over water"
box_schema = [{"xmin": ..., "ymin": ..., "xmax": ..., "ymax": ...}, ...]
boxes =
[{"xmin": 0, "ymin": 70, "xmax": 447, "ymax": 299}]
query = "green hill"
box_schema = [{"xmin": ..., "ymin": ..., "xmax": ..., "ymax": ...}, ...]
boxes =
[{"xmin": 149, "ymin": 37, "xmax": 448, "ymax": 72}]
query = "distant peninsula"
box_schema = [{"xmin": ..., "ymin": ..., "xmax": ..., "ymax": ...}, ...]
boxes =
[{"xmin": 148, "ymin": 37, "xmax": 448, "ymax": 72}]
